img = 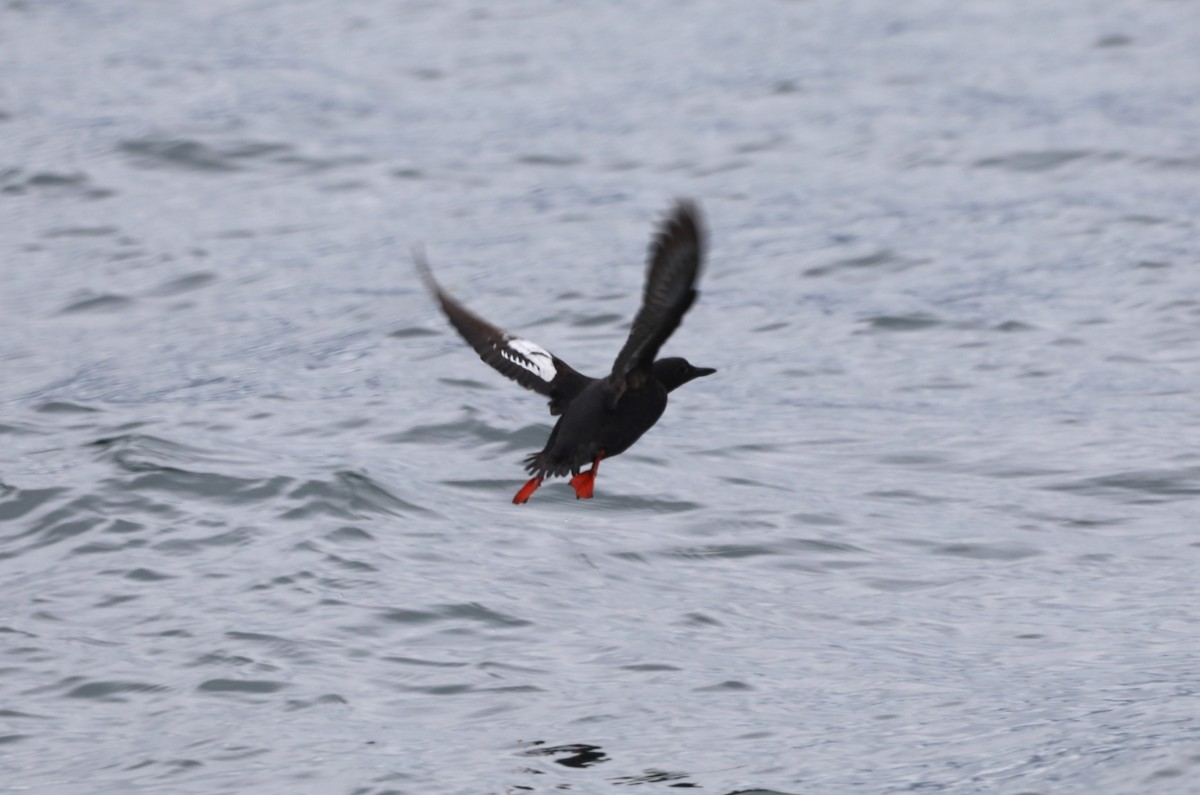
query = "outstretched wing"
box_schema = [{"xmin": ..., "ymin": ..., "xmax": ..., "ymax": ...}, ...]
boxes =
[
  {"xmin": 608, "ymin": 199, "xmax": 705, "ymax": 396},
  {"xmin": 415, "ymin": 252, "xmax": 592, "ymax": 415}
]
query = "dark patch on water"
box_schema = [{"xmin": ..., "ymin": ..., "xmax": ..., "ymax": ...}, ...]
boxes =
[
  {"xmin": 520, "ymin": 741, "xmax": 609, "ymax": 768},
  {"xmin": 863, "ymin": 312, "xmax": 941, "ymax": 331},
  {"xmin": 197, "ymin": 679, "xmax": 289, "ymax": 694},
  {"xmin": 118, "ymin": 137, "xmax": 294, "ymax": 173},
  {"xmin": 0, "ymin": 169, "xmax": 113, "ymax": 199},
  {"xmin": 518, "ymin": 154, "xmax": 584, "ymax": 167},
  {"xmin": 148, "ymin": 272, "xmax": 217, "ymax": 296},
  {"xmin": 59, "ymin": 294, "xmax": 134, "ymax": 314},
  {"xmin": 974, "ymin": 150, "xmax": 1092, "ymax": 172}
]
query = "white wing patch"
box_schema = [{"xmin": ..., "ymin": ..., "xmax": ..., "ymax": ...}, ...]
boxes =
[{"xmin": 501, "ymin": 337, "xmax": 557, "ymax": 382}]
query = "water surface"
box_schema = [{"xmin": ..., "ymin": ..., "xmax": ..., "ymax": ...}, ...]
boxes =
[{"xmin": 2, "ymin": 1, "xmax": 1199, "ymax": 793}]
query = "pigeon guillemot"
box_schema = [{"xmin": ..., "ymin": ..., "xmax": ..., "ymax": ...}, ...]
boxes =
[{"xmin": 416, "ymin": 199, "xmax": 715, "ymax": 503}]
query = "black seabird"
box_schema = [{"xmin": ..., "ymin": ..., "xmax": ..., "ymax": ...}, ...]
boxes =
[{"xmin": 416, "ymin": 199, "xmax": 715, "ymax": 503}]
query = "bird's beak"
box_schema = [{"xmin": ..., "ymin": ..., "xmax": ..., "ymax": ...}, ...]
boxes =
[{"xmin": 693, "ymin": 366, "xmax": 717, "ymax": 378}]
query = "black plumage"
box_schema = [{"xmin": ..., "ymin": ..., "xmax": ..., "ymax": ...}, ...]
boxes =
[{"xmin": 416, "ymin": 200, "xmax": 715, "ymax": 503}]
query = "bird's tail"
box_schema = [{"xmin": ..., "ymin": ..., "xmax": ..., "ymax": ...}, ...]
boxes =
[
  {"xmin": 523, "ymin": 451, "xmax": 546, "ymax": 477},
  {"xmin": 524, "ymin": 451, "xmax": 573, "ymax": 478}
]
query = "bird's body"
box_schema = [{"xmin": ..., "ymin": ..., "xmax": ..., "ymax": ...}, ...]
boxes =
[{"xmin": 417, "ymin": 200, "xmax": 714, "ymax": 503}]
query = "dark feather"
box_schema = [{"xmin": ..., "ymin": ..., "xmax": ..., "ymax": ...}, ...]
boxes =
[
  {"xmin": 608, "ymin": 200, "xmax": 705, "ymax": 402},
  {"xmin": 415, "ymin": 252, "xmax": 591, "ymax": 415}
]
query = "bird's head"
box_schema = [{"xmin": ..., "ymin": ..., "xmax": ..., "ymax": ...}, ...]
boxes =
[{"xmin": 653, "ymin": 357, "xmax": 717, "ymax": 392}]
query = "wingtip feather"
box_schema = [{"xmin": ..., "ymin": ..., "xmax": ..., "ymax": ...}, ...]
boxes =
[
  {"xmin": 669, "ymin": 198, "xmax": 703, "ymax": 235},
  {"xmin": 412, "ymin": 245, "xmax": 439, "ymax": 294},
  {"xmin": 673, "ymin": 197, "xmax": 700, "ymax": 221},
  {"xmin": 651, "ymin": 199, "xmax": 705, "ymax": 264}
]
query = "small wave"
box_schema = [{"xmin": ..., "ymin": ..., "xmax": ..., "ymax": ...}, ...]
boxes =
[
  {"xmin": 59, "ymin": 294, "xmax": 134, "ymax": 314},
  {"xmin": 197, "ymin": 678, "xmax": 289, "ymax": 694},
  {"xmin": 378, "ymin": 602, "xmax": 531, "ymax": 629},
  {"xmin": 283, "ymin": 470, "xmax": 427, "ymax": 519},
  {"xmin": 117, "ymin": 136, "xmax": 293, "ymax": 173},
  {"xmin": 147, "ymin": 272, "xmax": 217, "ymax": 296},
  {"xmin": 973, "ymin": 150, "xmax": 1092, "ymax": 172},
  {"xmin": 1045, "ymin": 467, "xmax": 1200, "ymax": 502},
  {"xmin": 862, "ymin": 312, "xmax": 942, "ymax": 332},
  {"xmin": 386, "ymin": 416, "xmax": 550, "ymax": 453},
  {"xmin": 64, "ymin": 680, "xmax": 169, "ymax": 701},
  {"xmin": 0, "ymin": 168, "xmax": 113, "ymax": 199},
  {"xmin": 805, "ymin": 249, "xmax": 919, "ymax": 278}
]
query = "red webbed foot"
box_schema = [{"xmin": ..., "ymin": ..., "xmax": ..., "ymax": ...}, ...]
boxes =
[
  {"xmin": 568, "ymin": 453, "xmax": 605, "ymax": 500},
  {"xmin": 513, "ymin": 476, "xmax": 543, "ymax": 505},
  {"xmin": 569, "ymin": 470, "xmax": 596, "ymax": 500}
]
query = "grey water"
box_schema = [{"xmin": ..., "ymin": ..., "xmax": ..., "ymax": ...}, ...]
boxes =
[{"xmin": 3, "ymin": 1, "xmax": 1199, "ymax": 793}]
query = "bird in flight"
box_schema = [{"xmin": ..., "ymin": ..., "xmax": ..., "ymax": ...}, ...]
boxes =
[{"xmin": 416, "ymin": 200, "xmax": 715, "ymax": 504}]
